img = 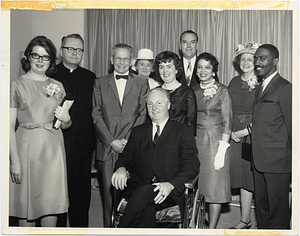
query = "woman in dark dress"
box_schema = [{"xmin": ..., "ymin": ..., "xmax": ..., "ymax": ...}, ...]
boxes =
[
  {"xmin": 193, "ymin": 52, "xmax": 232, "ymax": 228},
  {"xmin": 228, "ymin": 41, "xmax": 261, "ymax": 229},
  {"xmin": 155, "ymin": 51, "xmax": 196, "ymax": 136}
]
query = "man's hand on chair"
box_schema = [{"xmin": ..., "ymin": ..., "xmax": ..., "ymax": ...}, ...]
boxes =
[
  {"xmin": 111, "ymin": 167, "xmax": 129, "ymax": 190},
  {"xmin": 153, "ymin": 182, "xmax": 174, "ymax": 204}
]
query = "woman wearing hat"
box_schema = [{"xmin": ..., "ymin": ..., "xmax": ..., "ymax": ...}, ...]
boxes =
[
  {"xmin": 228, "ymin": 41, "xmax": 261, "ymax": 229},
  {"xmin": 134, "ymin": 48, "xmax": 161, "ymax": 90}
]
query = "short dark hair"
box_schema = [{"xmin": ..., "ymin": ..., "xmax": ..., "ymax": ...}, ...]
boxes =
[
  {"xmin": 21, "ymin": 36, "xmax": 57, "ymax": 76},
  {"xmin": 197, "ymin": 52, "xmax": 220, "ymax": 82},
  {"xmin": 61, "ymin": 34, "xmax": 84, "ymax": 47},
  {"xmin": 180, "ymin": 30, "xmax": 198, "ymax": 42},
  {"xmin": 257, "ymin": 44, "xmax": 279, "ymax": 59},
  {"xmin": 112, "ymin": 43, "xmax": 133, "ymax": 57},
  {"xmin": 154, "ymin": 51, "xmax": 182, "ymax": 75}
]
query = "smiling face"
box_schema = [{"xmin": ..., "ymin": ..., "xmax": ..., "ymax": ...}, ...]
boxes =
[
  {"xmin": 111, "ymin": 48, "xmax": 132, "ymax": 74},
  {"xmin": 158, "ymin": 60, "xmax": 178, "ymax": 84},
  {"xmin": 137, "ymin": 60, "xmax": 154, "ymax": 78},
  {"xmin": 196, "ymin": 59, "xmax": 214, "ymax": 83},
  {"xmin": 29, "ymin": 46, "xmax": 51, "ymax": 75},
  {"xmin": 147, "ymin": 89, "xmax": 170, "ymax": 124},
  {"xmin": 239, "ymin": 53, "xmax": 255, "ymax": 74},
  {"xmin": 179, "ymin": 33, "xmax": 198, "ymax": 60},
  {"xmin": 255, "ymin": 48, "xmax": 278, "ymax": 78}
]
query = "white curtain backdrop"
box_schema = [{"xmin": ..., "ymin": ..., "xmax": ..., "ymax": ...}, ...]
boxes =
[{"xmin": 86, "ymin": 9, "xmax": 292, "ymax": 85}]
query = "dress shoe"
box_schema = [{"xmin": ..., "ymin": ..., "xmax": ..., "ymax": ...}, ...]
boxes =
[{"xmin": 229, "ymin": 220, "xmax": 252, "ymax": 229}]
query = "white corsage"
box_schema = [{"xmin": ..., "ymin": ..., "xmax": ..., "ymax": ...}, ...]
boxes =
[
  {"xmin": 246, "ymin": 77, "xmax": 258, "ymax": 92},
  {"xmin": 202, "ymin": 84, "xmax": 218, "ymax": 99},
  {"xmin": 46, "ymin": 83, "xmax": 60, "ymax": 97}
]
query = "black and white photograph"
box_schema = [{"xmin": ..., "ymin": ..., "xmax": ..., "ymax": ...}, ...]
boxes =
[{"xmin": 1, "ymin": 1, "xmax": 299, "ymax": 234}]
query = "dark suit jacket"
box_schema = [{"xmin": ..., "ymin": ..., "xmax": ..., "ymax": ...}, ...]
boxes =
[
  {"xmin": 115, "ymin": 120, "xmax": 200, "ymax": 211},
  {"xmin": 178, "ymin": 57, "xmax": 200, "ymax": 87},
  {"xmin": 54, "ymin": 63, "xmax": 96, "ymax": 157},
  {"xmin": 252, "ymin": 73, "xmax": 292, "ymax": 173},
  {"xmin": 92, "ymin": 72, "xmax": 149, "ymax": 161}
]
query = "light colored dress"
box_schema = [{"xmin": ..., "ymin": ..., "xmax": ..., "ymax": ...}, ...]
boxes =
[
  {"xmin": 193, "ymin": 81, "xmax": 232, "ymax": 203},
  {"xmin": 9, "ymin": 76, "xmax": 69, "ymax": 220}
]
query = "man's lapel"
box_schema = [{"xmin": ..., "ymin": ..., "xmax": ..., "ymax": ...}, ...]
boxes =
[
  {"xmin": 108, "ymin": 73, "xmax": 122, "ymax": 105},
  {"xmin": 123, "ymin": 73, "xmax": 134, "ymax": 101}
]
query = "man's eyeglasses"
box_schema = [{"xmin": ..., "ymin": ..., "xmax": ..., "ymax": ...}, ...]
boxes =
[
  {"xmin": 62, "ymin": 46, "xmax": 84, "ymax": 54},
  {"xmin": 30, "ymin": 53, "xmax": 51, "ymax": 61},
  {"xmin": 113, "ymin": 57, "xmax": 131, "ymax": 63}
]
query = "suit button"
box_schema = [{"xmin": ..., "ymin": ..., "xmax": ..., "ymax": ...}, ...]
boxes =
[{"xmin": 153, "ymin": 168, "xmax": 156, "ymax": 171}]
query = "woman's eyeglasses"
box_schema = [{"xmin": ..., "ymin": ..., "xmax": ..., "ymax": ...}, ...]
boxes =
[{"xmin": 30, "ymin": 53, "xmax": 51, "ymax": 61}]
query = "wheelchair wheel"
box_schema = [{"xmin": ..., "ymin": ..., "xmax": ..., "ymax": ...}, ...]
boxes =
[{"xmin": 189, "ymin": 189, "xmax": 205, "ymax": 228}]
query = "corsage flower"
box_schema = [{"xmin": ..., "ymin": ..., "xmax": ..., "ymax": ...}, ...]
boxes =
[
  {"xmin": 241, "ymin": 76, "xmax": 258, "ymax": 92},
  {"xmin": 46, "ymin": 83, "xmax": 60, "ymax": 97},
  {"xmin": 203, "ymin": 84, "xmax": 218, "ymax": 99}
]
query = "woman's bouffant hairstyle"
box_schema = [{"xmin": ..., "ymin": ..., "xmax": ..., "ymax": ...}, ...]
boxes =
[
  {"xmin": 21, "ymin": 36, "xmax": 57, "ymax": 76},
  {"xmin": 197, "ymin": 52, "xmax": 220, "ymax": 82},
  {"xmin": 154, "ymin": 51, "xmax": 182, "ymax": 76}
]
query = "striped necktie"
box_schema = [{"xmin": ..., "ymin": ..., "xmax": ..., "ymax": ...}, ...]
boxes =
[{"xmin": 186, "ymin": 60, "xmax": 192, "ymax": 85}]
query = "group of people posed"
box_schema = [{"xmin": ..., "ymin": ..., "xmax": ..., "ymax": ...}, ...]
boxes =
[{"xmin": 9, "ymin": 30, "xmax": 292, "ymax": 230}]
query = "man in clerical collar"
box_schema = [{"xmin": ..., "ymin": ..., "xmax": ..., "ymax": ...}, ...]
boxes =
[
  {"xmin": 92, "ymin": 43, "xmax": 149, "ymax": 227},
  {"xmin": 54, "ymin": 34, "xmax": 97, "ymax": 228}
]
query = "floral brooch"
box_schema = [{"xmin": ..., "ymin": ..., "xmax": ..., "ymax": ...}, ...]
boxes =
[
  {"xmin": 241, "ymin": 76, "xmax": 258, "ymax": 92},
  {"xmin": 46, "ymin": 83, "xmax": 60, "ymax": 97}
]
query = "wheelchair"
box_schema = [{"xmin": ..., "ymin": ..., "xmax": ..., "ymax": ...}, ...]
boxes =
[{"xmin": 112, "ymin": 175, "xmax": 206, "ymax": 228}]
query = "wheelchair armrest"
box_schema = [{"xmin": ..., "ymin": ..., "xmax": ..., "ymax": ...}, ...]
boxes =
[{"xmin": 184, "ymin": 174, "xmax": 199, "ymax": 190}]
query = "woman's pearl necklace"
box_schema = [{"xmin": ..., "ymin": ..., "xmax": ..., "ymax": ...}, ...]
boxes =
[{"xmin": 200, "ymin": 79, "xmax": 215, "ymax": 89}]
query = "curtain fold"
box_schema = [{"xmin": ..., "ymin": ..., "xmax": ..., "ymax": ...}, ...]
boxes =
[{"xmin": 86, "ymin": 9, "xmax": 292, "ymax": 85}]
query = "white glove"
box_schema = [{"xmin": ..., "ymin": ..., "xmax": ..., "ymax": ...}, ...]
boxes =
[{"xmin": 214, "ymin": 141, "xmax": 230, "ymax": 170}]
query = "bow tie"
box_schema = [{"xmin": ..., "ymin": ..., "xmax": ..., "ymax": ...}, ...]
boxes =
[{"xmin": 116, "ymin": 74, "xmax": 128, "ymax": 80}]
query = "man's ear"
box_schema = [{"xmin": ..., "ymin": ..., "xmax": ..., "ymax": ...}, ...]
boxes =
[
  {"xmin": 59, "ymin": 48, "xmax": 63, "ymax": 58},
  {"xmin": 178, "ymin": 42, "xmax": 182, "ymax": 51},
  {"xmin": 110, "ymin": 56, "xmax": 114, "ymax": 65},
  {"xmin": 273, "ymin": 58, "xmax": 279, "ymax": 66}
]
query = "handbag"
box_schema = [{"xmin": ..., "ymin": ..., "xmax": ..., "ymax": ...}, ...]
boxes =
[{"xmin": 241, "ymin": 125, "xmax": 252, "ymax": 161}]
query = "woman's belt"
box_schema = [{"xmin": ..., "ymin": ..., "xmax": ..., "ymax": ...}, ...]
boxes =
[
  {"xmin": 197, "ymin": 124, "xmax": 222, "ymax": 129},
  {"xmin": 19, "ymin": 122, "xmax": 54, "ymax": 132}
]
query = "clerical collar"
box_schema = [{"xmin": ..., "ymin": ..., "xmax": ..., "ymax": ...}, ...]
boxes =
[{"xmin": 63, "ymin": 62, "xmax": 78, "ymax": 73}]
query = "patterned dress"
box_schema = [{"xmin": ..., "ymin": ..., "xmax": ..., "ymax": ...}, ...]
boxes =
[
  {"xmin": 193, "ymin": 81, "xmax": 232, "ymax": 203},
  {"xmin": 228, "ymin": 75, "xmax": 256, "ymax": 191},
  {"xmin": 9, "ymin": 76, "xmax": 69, "ymax": 220}
]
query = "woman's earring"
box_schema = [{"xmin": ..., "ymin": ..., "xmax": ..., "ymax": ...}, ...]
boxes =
[{"xmin": 213, "ymin": 72, "xmax": 215, "ymax": 76}]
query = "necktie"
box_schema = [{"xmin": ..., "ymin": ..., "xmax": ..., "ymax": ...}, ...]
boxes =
[
  {"xmin": 153, "ymin": 125, "xmax": 160, "ymax": 145},
  {"xmin": 186, "ymin": 60, "xmax": 192, "ymax": 85},
  {"xmin": 116, "ymin": 74, "xmax": 128, "ymax": 80}
]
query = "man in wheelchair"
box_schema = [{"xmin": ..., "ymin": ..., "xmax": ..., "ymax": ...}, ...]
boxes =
[{"xmin": 111, "ymin": 88, "xmax": 200, "ymax": 227}]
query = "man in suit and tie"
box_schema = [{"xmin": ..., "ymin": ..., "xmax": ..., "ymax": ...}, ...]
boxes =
[
  {"xmin": 252, "ymin": 44, "xmax": 292, "ymax": 229},
  {"xmin": 54, "ymin": 34, "xmax": 96, "ymax": 227},
  {"xmin": 92, "ymin": 43, "xmax": 149, "ymax": 227},
  {"xmin": 178, "ymin": 30, "xmax": 200, "ymax": 87},
  {"xmin": 111, "ymin": 88, "xmax": 199, "ymax": 227}
]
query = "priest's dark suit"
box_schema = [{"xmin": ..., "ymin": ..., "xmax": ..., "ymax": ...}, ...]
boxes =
[
  {"xmin": 54, "ymin": 62, "xmax": 96, "ymax": 227},
  {"xmin": 252, "ymin": 72, "xmax": 292, "ymax": 229},
  {"xmin": 177, "ymin": 58, "xmax": 200, "ymax": 87},
  {"xmin": 115, "ymin": 120, "xmax": 199, "ymax": 227}
]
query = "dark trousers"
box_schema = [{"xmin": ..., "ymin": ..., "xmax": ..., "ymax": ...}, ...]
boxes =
[
  {"xmin": 118, "ymin": 184, "xmax": 176, "ymax": 228},
  {"xmin": 253, "ymin": 165, "xmax": 291, "ymax": 229},
  {"xmin": 57, "ymin": 148, "xmax": 92, "ymax": 227},
  {"xmin": 99, "ymin": 155, "xmax": 117, "ymax": 227}
]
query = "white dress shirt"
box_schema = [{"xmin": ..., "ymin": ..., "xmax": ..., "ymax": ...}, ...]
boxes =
[{"xmin": 114, "ymin": 71, "xmax": 129, "ymax": 105}]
